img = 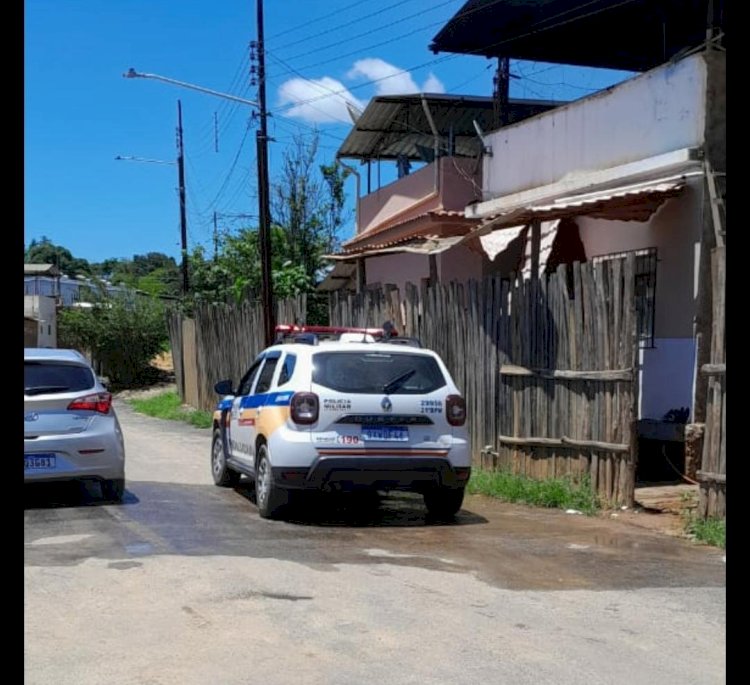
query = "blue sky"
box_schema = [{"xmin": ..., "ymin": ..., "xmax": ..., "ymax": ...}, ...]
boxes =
[{"xmin": 25, "ymin": 0, "xmax": 633, "ymax": 264}]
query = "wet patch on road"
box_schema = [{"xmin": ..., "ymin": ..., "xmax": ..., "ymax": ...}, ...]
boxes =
[{"xmin": 24, "ymin": 479, "xmax": 725, "ymax": 592}]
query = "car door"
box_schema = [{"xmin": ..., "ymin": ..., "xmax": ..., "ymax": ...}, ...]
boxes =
[
  {"xmin": 228, "ymin": 356, "xmax": 263, "ymax": 465},
  {"xmin": 230, "ymin": 352, "xmax": 282, "ymax": 470}
]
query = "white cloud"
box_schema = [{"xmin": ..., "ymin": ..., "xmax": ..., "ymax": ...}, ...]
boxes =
[
  {"xmin": 422, "ymin": 72, "xmax": 446, "ymax": 94},
  {"xmin": 277, "ymin": 59, "xmax": 445, "ymax": 125},
  {"xmin": 277, "ymin": 76, "xmax": 365, "ymax": 124}
]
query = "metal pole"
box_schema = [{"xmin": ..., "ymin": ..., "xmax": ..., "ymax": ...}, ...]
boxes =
[
  {"xmin": 177, "ymin": 100, "xmax": 189, "ymax": 294},
  {"xmin": 256, "ymin": 0, "xmax": 275, "ymax": 345}
]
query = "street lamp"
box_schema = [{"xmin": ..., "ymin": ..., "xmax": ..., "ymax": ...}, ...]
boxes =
[
  {"xmin": 114, "ymin": 99, "xmax": 189, "ymax": 295},
  {"xmin": 124, "ymin": 56, "xmax": 275, "ymax": 346}
]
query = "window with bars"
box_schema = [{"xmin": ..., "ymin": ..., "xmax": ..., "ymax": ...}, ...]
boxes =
[{"xmin": 592, "ymin": 248, "xmax": 657, "ymax": 348}]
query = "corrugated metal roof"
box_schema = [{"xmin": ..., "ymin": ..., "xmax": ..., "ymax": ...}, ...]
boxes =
[
  {"xmin": 326, "ymin": 235, "xmax": 465, "ymax": 261},
  {"xmin": 337, "ymin": 94, "xmax": 563, "ymax": 161},
  {"xmin": 467, "ymin": 179, "xmax": 687, "ymax": 242},
  {"xmin": 24, "ymin": 263, "xmax": 60, "ymax": 276}
]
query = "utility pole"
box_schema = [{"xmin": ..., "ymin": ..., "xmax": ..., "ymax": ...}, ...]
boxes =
[
  {"xmin": 176, "ymin": 99, "xmax": 189, "ymax": 294},
  {"xmin": 492, "ymin": 57, "xmax": 510, "ymax": 129},
  {"xmin": 255, "ymin": 0, "xmax": 275, "ymax": 346},
  {"xmin": 213, "ymin": 211, "xmax": 219, "ymax": 261}
]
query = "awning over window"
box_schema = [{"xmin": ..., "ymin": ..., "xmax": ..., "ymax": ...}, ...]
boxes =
[{"xmin": 467, "ymin": 176, "xmax": 690, "ymax": 244}]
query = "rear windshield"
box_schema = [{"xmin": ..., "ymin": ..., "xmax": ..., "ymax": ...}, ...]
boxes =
[
  {"xmin": 313, "ymin": 351, "xmax": 446, "ymax": 395},
  {"xmin": 24, "ymin": 362, "xmax": 95, "ymax": 396}
]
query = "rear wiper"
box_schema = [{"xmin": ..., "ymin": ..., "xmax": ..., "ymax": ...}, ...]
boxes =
[
  {"xmin": 382, "ymin": 369, "xmax": 416, "ymax": 395},
  {"xmin": 24, "ymin": 385, "xmax": 71, "ymax": 396}
]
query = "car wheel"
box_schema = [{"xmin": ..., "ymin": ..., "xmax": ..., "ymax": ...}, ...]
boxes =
[
  {"xmin": 255, "ymin": 444, "xmax": 286, "ymax": 519},
  {"xmin": 211, "ymin": 428, "xmax": 240, "ymax": 487},
  {"xmin": 101, "ymin": 478, "xmax": 125, "ymax": 502},
  {"xmin": 424, "ymin": 486, "xmax": 465, "ymax": 519}
]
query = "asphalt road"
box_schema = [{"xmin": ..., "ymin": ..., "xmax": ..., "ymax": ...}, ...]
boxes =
[{"xmin": 24, "ymin": 401, "xmax": 726, "ymax": 685}]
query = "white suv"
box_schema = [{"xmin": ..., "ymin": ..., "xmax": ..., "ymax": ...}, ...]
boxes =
[{"xmin": 210, "ymin": 325, "xmax": 470, "ymax": 519}]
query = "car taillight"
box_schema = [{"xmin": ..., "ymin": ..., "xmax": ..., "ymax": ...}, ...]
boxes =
[
  {"xmin": 446, "ymin": 395, "xmax": 466, "ymax": 426},
  {"xmin": 68, "ymin": 392, "xmax": 112, "ymax": 414},
  {"xmin": 291, "ymin": 392, "xmax": 319, "ymax": 425}
]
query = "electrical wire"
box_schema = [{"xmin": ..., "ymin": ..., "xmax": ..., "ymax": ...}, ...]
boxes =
[
  {"xmin": 272, "ymin": 0, "xmax": 426, "ymax": 52},
  {"xmin": 271, "ymin": 0, "xmax": 639, "ymax": 116},
  {"xmin": 279, "ymin": 0, "xmax": 459, "ymax": 64},
  {"xmin": 267, "ymin": 0, "xmax": 383, "ymax": 40}
]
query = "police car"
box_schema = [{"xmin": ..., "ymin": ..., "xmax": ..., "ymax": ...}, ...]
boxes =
[{"xmin": 210, "ymin": 324, "xmax": 470, "ymax": 519}]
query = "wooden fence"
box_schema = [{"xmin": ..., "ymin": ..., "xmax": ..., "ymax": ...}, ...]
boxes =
[
  {"xmin": 330, "ymin": 258, "xmax": 638, "ymax": 506},
  {"xmin": 167, "ymin": 296, "xmax": 306, "ymax": 412},
  {"xmin": 699, "ymin": 245, "xmax": 726, "ymax": 518}
]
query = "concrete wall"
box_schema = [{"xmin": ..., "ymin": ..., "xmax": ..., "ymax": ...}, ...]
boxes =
[
  {"xmin": 578, "ymin": 178, "xmax": 703, "ymax": 339},
  {"xmin": 357, "ymin": 157, "xmax": 480, "ymax": 234},
  {"xmin": 23, "ymin": 295, "xmax": 57, "ymax": 348},
  {"xmin": 578, "ymin": 179, "xmax": 703, "ymax": 420},
  {"xmin": 439, "ymin": 245, "xmax": 484, "ymax": 284},
  {"xmin": 365, "ymin": 252, "xmax": 430, "ymax": 291},
  {"xmin": 482, "ymin": 54, "xmax": 707, "ymax": 198}
]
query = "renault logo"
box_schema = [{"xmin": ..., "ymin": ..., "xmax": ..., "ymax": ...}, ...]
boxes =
[
  {"xmin": 25, "ymin": 412, "xmax": 39, "ymax": 422},
  {"xmin": 381, "ymin": 397, "xmax": 392, "ymax": 412}
]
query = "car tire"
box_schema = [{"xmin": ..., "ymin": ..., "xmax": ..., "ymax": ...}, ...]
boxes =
[
  {"xmin": 101, "ymin": 478, "xmax": 125, "ymax": 502},
  {"xmin": 211, "ymin": 428, "xmax": 240, "ymax": 487},
  {"xmin": 424, "ymin": 486, "xmax": 465, "ymax": 519},
  {"xmin": 255, "ymin": 444, "xmax": 286, "ymax": 519}
]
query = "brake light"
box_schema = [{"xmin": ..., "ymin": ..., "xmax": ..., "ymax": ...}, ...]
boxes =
[
  {"xmin": 68, "ymin": 392, "xmax": 112, "ymax": 414},
  {"xmin": 291, "ymin": 392, "xmax": 319, "ymax": 425},
  {"xmin": 446, "ymin": 395, "xmax": 466, "ymax": 426}
]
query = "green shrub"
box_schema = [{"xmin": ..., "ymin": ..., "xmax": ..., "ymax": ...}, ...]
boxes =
[{"xmin": 59, "ymin": 295, "xmax": 168, "ymax": 388}]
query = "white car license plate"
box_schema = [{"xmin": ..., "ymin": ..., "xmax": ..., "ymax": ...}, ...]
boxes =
[
  {"xmin": 24, "ymin": 454, "xmax": 56, "ymax": 470},
  {"xmin": 361, "ymin": 426, "xmax": 408, "ymax": 442}
]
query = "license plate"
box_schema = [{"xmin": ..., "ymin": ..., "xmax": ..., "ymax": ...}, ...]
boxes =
[
  {"xmin": 24, "ymin": 454, "xmax": 56, "ymax": 470},
  {"xmin": 361, "ymin": 426, "xmax": 408, "ymax": 442}
]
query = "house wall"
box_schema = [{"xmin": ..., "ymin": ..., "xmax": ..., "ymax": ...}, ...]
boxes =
[
  {"xmin": 357, "ymin": 157, "xmax": 480, "ymax": 234},
  {"xmin": 439, "ymin": 245, "xmax": 484, "ymax": 283},
  {"xmin": 578, "ymin": 178, "xmax": 703, "ymax": 421},
  {"xmin": 23, "ymin": 295, "xmax": 57, "ymax": 348},
  {"xmin": 365, "ymin": 252, "xmax": 430, "ymax": 291},
  {"xmin": 482, "ymin": 54, "xmax": 708, "ymax": 199}
]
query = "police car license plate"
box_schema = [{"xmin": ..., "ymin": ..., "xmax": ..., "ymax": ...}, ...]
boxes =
[
  {"xmin": 361, "ymin": 426, "xmax": 408, "ymax": 442},
  {"xmin": 25, "ymin": 454, "xmax": 56, "ymax": 470}
]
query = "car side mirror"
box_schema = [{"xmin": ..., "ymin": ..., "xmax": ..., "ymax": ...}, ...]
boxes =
[{"xmin": 214, "ymin": 379, "xmax": 235, "ymax": 396}]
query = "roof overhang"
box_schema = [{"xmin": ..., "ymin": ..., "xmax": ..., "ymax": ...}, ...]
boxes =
[
  {"xmin": 336, "ymin": 93, "xmax": 563, "ymax": 161},
  {"xmin": 326, "ymin": 235, "xmax": 466, "ymax": 262},
  {"xmin": 466, "ymin": 147, "xmax": 704, "ymax": 222},
  {"xmin": 430, "ymin": 0, "xmax": 725, "ymax": 72}
]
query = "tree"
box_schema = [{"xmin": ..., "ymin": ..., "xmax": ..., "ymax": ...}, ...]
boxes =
[
  {"xmin": 58, "ymin": 295, "xmax": 168, "ymax": 387},
  {"xmin": 188, "ymin": 131, "xmax": 350, "ymax": 310},
  {"xmin": 25, "ymin": 237, "xmax": 91, "ymax": 276}
]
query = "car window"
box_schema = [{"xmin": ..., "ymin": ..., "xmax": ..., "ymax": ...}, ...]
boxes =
[
  {"xmin": 237, "ymin": 359, "xmax": 262, "ymax": 397},
  {"xmin": 24, "ymin": 362, "xmax": 95, "ymax": 395},
  {"xmin": 254, "ymin": 357, "xmax": 280, "ymax": 394},
  {"xmin": 277, "ymin": 354, "xmax": 296, "ymax": 387},
  {"xmin": 312, "ymin": 352, "xmax": 446, "ymax": 395}
]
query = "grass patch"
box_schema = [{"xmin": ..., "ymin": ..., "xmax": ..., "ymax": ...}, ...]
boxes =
[
  {"xmin": 467, "ymin": 469, "xmax": 600, "ymax": 514},
  {"xmin": 129, "ymin": 391, "xmax": 213, "ymax": 429},
  {"xmin": 684, "ymin": 514, "xmax": 726, "ymax": 549}
]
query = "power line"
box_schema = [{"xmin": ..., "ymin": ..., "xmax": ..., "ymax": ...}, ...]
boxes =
[
  {"xmin": 272, "ymin": 0, "xmax": 639, "ymax": 116},
  {"xmin": 267, "ymin": 0, "xmax": 396, "ymax": 40},
  {"xmin": 273, "ymin": 0, "xmax": 432, "ymax": 53},
  {"xmin": 290, "ymin": 5, "xmax": 467, "ymax": 72}
]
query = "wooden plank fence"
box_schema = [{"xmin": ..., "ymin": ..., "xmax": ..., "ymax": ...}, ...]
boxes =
[
  {"xmin": 330, "ymin": 258, "xmax": 638, "ymax": 507},
  {"xmin": 699, "ymin": 245, "xmax": 726, "ymax": 518},
  {"xmin": 166, "ymin": 295, "xmax": 306, "ymax": 412}
]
